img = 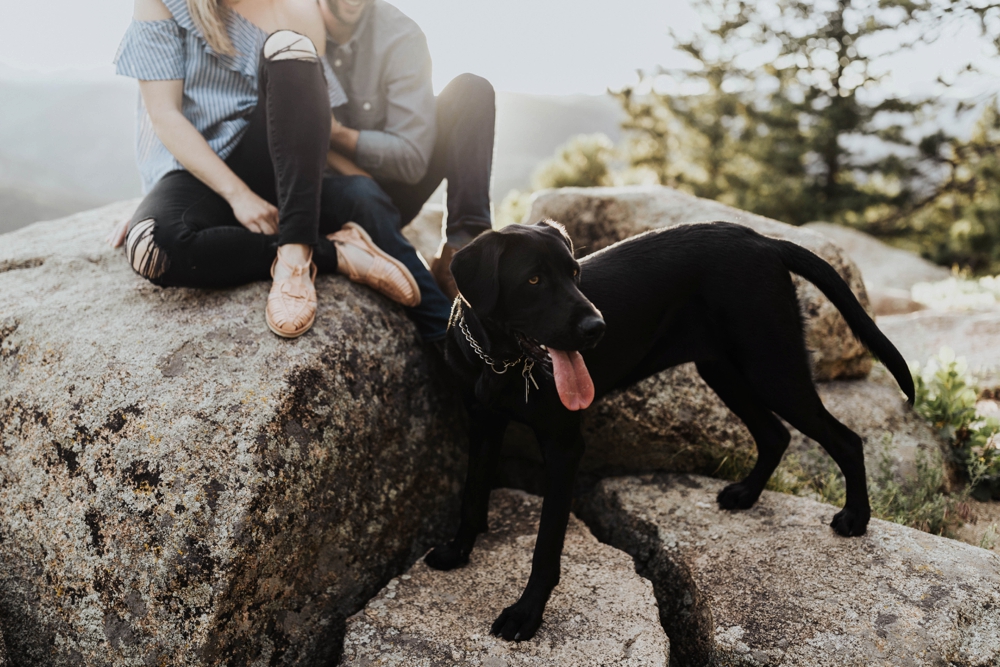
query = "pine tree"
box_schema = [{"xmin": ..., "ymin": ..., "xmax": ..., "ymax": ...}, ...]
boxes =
[{"xmin": 618, "ymin": 0, "xmax": 989, "ymax": 224}]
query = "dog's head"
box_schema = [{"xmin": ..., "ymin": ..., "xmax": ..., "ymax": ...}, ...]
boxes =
[{"xmin": 450, "ymin": 221, "xmax": 605, "ymax": 410}]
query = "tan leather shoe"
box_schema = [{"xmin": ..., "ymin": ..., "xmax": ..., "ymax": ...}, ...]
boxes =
[
  {"xmin": 266, "ymin": 254, "xmax": 318, "ymax": 339},
  {"xmin": 329, "ymin": 222, "xmax": 421, "ymax": 307},
  {"xmin": 430, "ymin": 241, "xmax": 459, "ymax": 301}
]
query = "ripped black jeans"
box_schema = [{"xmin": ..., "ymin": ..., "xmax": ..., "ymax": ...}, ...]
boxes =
[{"xmin": 125, "ymin": 33, "xmax": 451, "ymax": 340}]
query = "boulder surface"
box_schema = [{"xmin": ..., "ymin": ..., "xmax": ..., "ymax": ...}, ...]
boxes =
[
  {"xmin": 340, "ymin": 488, "xmax": 669, "ymax": 667},
  {"xmin": 878, "ymin": 310, "xmax": 1000, "ymax": 386},
  {"xmin": 526, "ymin": 186, "xmax": 874, "ymax": 381},
  {"xmin": 803, "ymin": 222, "xmax": 950, "ymax": 292},
  {"xmin": 0, "ymin": 203, "xmax": 465, "ymax": 666},
  {"xmin": 804, "ymin": 222, "xmax": 952, "ymax": 316},
  {"xmin": 579, "ymin": 474, "xmax": 1000, "ymax": 667}
]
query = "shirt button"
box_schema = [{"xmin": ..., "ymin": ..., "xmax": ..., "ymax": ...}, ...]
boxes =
[
  {"xmin": 362, "ymin": 102, "xmax": 372, "ymax": 111},
  {"xmin": 334, "ymin": 59, "xmax": 342, "ymax": 67}
]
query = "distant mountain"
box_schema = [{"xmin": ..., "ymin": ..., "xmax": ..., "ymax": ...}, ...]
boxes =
[
  {"xmin": 0, "ymin": 184, "xmax": 101, "ymax": 236},
  {"xmin": 0, "ymin": 77, "xmax": 140, "ymax": 233},
  {"xmin": 493, "ymin": 92, "xmax": 624, "ymax": 198},
  {"xmin": 0, "ymin": 77, "xmax": 623, "ymax": 235}
]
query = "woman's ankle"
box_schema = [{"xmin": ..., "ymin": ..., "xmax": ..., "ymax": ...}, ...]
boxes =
[
  {"xmin": 277, "ymin": 243, "xmax": 312, "ymax": 266},
  {"xmin": 274, "ymin": 244, "xmax": 313, "ymax": 281}
]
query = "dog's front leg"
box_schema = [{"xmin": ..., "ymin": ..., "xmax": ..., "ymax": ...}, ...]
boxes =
[
  {"xmin": 425, "ymin": 404, "xmax": 509, "ymax": 571},
  {"xmin": 491, "ymin": 427, "xmax": 584, "ymax": 642}
]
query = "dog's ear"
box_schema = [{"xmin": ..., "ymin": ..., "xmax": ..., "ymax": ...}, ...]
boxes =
[
  {"xmin": 451, "ymin": 232, "xmax": 505, "ymax": 315},
  {"xmin": 534, "ymin": 219, "xmax": 574, "ymax": 256}
]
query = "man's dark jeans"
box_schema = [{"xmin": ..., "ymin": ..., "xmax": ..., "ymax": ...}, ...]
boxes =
[{"xmin": 378, "ymin": 74, "xmax": 496, "ymax": 247}]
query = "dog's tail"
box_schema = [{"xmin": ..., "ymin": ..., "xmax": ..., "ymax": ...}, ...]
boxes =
[{"xmin": 775, "ymin": 239, "xmax": 915, "ymax": 405}]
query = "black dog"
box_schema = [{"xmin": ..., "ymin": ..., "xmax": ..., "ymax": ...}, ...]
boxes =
[{"xmin": 425, "ymin": 220, "xmax": 914, "ymax": 642}]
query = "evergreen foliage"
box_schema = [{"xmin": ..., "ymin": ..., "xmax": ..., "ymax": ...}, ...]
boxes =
[{"xmin": 616, "ymin": 0, "xmax": 1000, "ymax": 272}]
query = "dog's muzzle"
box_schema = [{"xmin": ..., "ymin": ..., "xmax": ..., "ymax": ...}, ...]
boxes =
[{"xmin": 576, "ymin": 315, "xmax": 606, "ymax": 349}]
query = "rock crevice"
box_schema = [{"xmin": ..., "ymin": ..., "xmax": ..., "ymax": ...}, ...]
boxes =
[{"xmin": 578, "ymin": 474, "xmax": 1000, "ymax": 666}]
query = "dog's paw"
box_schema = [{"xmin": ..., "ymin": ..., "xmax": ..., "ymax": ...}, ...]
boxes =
[
  {"xmin": 830, "ymin": 507, "xmax": 869, "ymax": 537},
  {"xmin": 424, "ymin": 542, "xmax": 470, "ymax": 571},
  {"xmin": 717, "ymin": 481, "xmax": 762, "ymax": 510},
  {"xmin": 490, "ymin": 601, "xmax": 544, "ymax": 642}
]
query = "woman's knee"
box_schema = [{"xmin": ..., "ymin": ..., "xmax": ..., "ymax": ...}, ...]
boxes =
[
  {"xmin": 125, "ymin": 218, "xmax": 171, "ymax": 281},
  {"xmin": 262, "ymin": 31, "xmax": 319, "ymax": 62}
]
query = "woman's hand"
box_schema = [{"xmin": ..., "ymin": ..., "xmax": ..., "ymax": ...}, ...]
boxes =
[
  {"xmin": 228, "ymin": 189, "xmax": 279, "ymax": 235},
  {"xmin": 106, "ymin": 216, "xmax": 131, "ymax": 248},
  {"xmin": 140, "ymin": 79, "xmax": 279, "ymax": 234}
]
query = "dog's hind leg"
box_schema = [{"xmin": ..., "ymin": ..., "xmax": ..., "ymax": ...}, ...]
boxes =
[
  {"xmin": 697, "ymin": 359, "xmax": 791, "ymax": 511},
  {"xmin": 740, "ymin": 354, "xmax": 871, "ymax": 537},
  {"xmin": 773, "ymin": 402, "xmax": 869, "ymax": 536},
  {"xmin": 425, "ymin": 404, "xmax": 509, "ymax": 571},
  {"xmin": 491, "ymin": 427, "xmax": 584, "ymax": 642}
]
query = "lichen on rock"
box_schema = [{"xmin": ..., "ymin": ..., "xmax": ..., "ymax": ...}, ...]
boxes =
[{"xmin": 0, "ymin": 202, "xmax": 466, "ymax": 666}]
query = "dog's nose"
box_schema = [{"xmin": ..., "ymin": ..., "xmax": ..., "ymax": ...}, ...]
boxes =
[{"xmin": 577, "ymin": 316, "xmax": 606, "ymax": 345}]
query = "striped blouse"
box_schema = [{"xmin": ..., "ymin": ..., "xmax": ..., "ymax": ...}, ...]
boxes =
[{"xmin": 114, "ymin": 0, "xmax": 347, "ymax": 193}]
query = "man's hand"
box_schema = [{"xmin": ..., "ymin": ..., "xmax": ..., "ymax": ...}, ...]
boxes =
[
  {"xmin": 327, "ymin": 150, "xmax": 372, "ymax": 178},
  {"xmin": 330, "ymin": 115, "xmax": 361, "ymax": 157},
  {"xmin": 228, "ymin": 189, "xmax": 279, "ymax": 235}
]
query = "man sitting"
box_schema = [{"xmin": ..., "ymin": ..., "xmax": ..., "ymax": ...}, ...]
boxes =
[{"xmin": 320, "ymin": 0, "xmax": 496, "ymax": 299}]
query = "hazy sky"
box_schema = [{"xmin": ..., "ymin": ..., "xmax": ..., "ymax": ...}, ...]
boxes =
[{"xmin": 0, "ymin": 0, "xmax": 993, "ymax": 97}]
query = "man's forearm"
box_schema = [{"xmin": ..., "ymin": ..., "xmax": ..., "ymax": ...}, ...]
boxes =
[{"xmin": 330, "ymin": 118, "xmax": 360, "ymax": 157}]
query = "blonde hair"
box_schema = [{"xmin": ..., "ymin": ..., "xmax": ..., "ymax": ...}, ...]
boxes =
[{"xmin": 186, "ymin": 0, "xmax": 235, "ymax": 55}]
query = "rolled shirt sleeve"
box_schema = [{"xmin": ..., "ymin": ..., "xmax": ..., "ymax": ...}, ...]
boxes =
[
  {"xmin": 114, "ymin": 19, "xmax": 187, "ymax": 81},
  {"xmin": 353, "ymin": 31, "xmax": 436, "ymax": 184}
]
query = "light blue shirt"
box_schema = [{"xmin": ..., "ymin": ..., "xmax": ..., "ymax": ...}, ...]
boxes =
[
  {"xmin": 114, "ymin": 0, "xmax": 347, "ymax": 193},
  {"xmin": 326, "ymin": 0, "xmax": 436, "ymax": 185}
]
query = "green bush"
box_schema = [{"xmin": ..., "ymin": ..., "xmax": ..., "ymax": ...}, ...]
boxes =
[
  {"xmin": 496, "ymin": 134, "xmax": 617, "ymax": 228},
  {"xmin": 911, "ymin": 347, "xmax": 1000, "ymax": 500}
]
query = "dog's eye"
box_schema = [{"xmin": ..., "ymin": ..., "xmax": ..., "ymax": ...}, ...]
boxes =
[
  {"xmin": 573, "ymin": 268, "xmax": 579, "ymax": 277},
  {"xmin": 528, "ymin": 276, "xmax": 540, "ymax": 285}
]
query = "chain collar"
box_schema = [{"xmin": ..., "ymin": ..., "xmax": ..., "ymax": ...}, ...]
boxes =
[{"xmin": 448, "ymin": 296, "xmax": 540, "ymax": 402}]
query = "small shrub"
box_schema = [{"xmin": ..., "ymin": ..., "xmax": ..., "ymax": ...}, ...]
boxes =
[
  {"xmin": 911, "ymin": 347, "xmax": 1000, "ymax": 500},
  {"xmin": 868, "ymin": 447, "xmax": 972, "ymax": 537},
  {"xmin": 495, "ymin": 133, "xmax": 618, "ymax": 228},
  {"xmin": 712, "ymin": 432, "xmax": 972, "ymax": 537}
]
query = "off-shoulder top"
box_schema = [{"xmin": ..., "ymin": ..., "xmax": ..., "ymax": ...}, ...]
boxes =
[{"xmin": 114, "ymin": 0, "xmax": 347, "ymax": 192}]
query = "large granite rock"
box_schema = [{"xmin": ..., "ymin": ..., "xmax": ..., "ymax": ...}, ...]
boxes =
[
  {"xmin": 804, "ymin": 223, "xmax": 953, "ymax": 316},
  {"xmin": 803, "ymin": 222, "xmax": 950, "ymax": 292},
  {"xmin": 526, "ymin": 186, "xmax": 874, "ymax": 381},
  {"xmin": 340, "ymin": 489, "xmax": 669, "ymax": 666},
  {"xmin": 878, "ymin": 310, "xmax": 1000, "ymax": 387},
  {"xmin": 579, "ymin": 474, "xmax": 1000, "ymax": 667},
  {"xmin": 0, "ymin": 202, "xmax": 466, "ymax": 666}
]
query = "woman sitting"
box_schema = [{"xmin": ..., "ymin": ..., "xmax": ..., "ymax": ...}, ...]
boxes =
[{"xmin": 109, "ymin": 0, "xmax": 451, "ymax": 340}]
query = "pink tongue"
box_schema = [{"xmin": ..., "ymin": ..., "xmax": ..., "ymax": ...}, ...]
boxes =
[{"xmin": 548, "ymin": 348, "xmax": 595, "ymax": 411}]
